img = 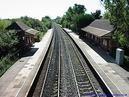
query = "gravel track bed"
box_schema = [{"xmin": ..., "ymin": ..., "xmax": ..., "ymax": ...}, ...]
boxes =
[
  {"xmin": 59, "ymin": 31, "xmax": 79, "ymax": 97},
  {"xmin": 61, "ymin": 28, "xmax": 106, "ymax": 97},
  {"xmin": 41, "ymin": 28, "xmax": 60, "ymax": 97}
]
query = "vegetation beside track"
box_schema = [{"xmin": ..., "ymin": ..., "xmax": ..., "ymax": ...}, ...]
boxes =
[{"xmin": 0, "ymin": 16, "xmax": 52, "ymax": 77}]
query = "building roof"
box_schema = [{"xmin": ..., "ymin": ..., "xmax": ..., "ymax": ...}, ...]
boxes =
[
  {"xmin": 6, "ymin": 21, "xmax": 38, "ymax": 35},
  {"xmin": 26, "ymin": 28, "xmax": 39, "ymax": 35},
  {"xmin": 82, "ymin": 19, "xmax": 114, "ymax": 37}
]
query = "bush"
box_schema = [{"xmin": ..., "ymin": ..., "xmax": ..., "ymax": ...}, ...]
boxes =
[
  {"xmin": 124, "ymin": 56, "xmax": 129, "ymax": 66},
  {"xmin": 0, "ymin": 54, "xmax": 18, "ymax": 77},
  {"xmin": 35, "ymin": 32, "xmax": 45, "ymax": 42}
]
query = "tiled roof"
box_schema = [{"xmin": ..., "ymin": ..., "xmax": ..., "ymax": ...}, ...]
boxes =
[
  {"xmin": 26, "ymin": 28, "xmax": 38, "ymax": 35},
  {"xmin": 7, "ymin": 21, "xmax": 38, "ymax": 35},
  {"xmin": 15, "ymin": 21, "xmax": 31, "ymax": 31},
  {"xmin": 82, "ymin": 19, "xmax": 114, "ymax": 37}
]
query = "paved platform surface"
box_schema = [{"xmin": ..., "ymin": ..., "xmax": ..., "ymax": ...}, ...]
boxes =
[
  {"xmin": 82, "ymin": 37, "xmax": 129, "ymax": 85},
  {"xmin": 0, "ymin": 29, "xmax": 53, "ymax": 97},
  {"xmin": 65, "ymin": 29, "xmax": 129, "ymax": 97}
]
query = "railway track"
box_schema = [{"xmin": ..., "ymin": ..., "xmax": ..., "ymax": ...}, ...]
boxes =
[
  {"xmin": 41, "ymin": 26, "xmax": 61, "ymax": 97},
  {"xmin": 61, "ymin": 28, "xmax": 105, "ymax": 97},
  {"xmin": 28, "ymin": 24, "xmax": 108, "ymax": 97}
]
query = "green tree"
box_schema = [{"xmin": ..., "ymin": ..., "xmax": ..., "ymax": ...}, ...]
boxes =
[
  {"xmin": 61, "ymin": 4, "xmax": 87, "ymax": 32},
  {"xmin": 77, "ymin": 14, "xmax": 94, "ymax": 29},
  {"xmin": 54, "ymin": 16, "xmax": 62, "ymax": 24},
  {"xmin": 41, "ymin": 16, "xmax": 52, "ymax": 29},
  {"xmin": 61, "ymin": 4, "xmax": 94, "ymax": 34},
  {"xmin": 91, "ymin": 10, "xmax": 102, "ymax": 19},
  {"xmin": 20, "ymin": 16, "xmax": 47, "ymax": 32},
  {"xmin": 101, "ymin": 0, "xmax": 129, "ymax": 47},
  {"xmin": 72, "ymin": 4, "xmax": 86, "ymax": 14},
  {"xmin": 0, "ymin": 20, "xmax": 11, "ymax": 32},
  {"xmin": 12, "ymin": 16, "xmax": 52, "ymax": 41},
  {"xmin": 0, "ymin": 30, "xmax": 18, "ymax": 56},
  {"xmin": 103, "ymin": 11, "xmax": 111, "ymax": 19}
]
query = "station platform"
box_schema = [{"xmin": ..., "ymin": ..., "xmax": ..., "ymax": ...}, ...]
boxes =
[
  {"xmin": 65, "ymin": 29, "xmax": 129, "ymax": 97},
  {"xmin": 1, "ymin": 27, "xmax": 129, "ymax": 97},
  {"xmin": 0, "ymin": 29, "xmax": 53, "ymax": 97}
]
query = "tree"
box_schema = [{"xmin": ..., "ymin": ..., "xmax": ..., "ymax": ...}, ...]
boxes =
[
  {"xmin": 19, "ymin": 16, "xmax": 52, "ymax": 40},
  {"xmin": 54, "ymin": 16, "xmax": 62, "ymax": 24},
  {"xmin": 61, "ymin": 4, "xmax": 94, "ymax": 35},
  {"xmin": 73, "ymin": 4, "xmax": 86, "ymax": 14},
  {"xmin": 77, "ymin": 14, "xmax": 94, "ymax": 29},
  {"xmin": 0, "ymin": 20, "xmax": 11, "ymax": 32},
  {"xmin": 0, "ymin": 30, "xmax": 18, "ymax": 56},
  {"xmin": 103, "ymin": 11, "xmax": 111, "ymax": 19},
  {"xmin": 41, "ymin": 16, "xmax": 52, "ymax": 29},
  {"xmin": 91, "ymin": 10, "xmax": 102, "ymax": 19},
  {"xmin": 101, "ymin": 0, "xmax": 129, "ymax": 47},
  {"xmin": 20, "ymin": 16, "xmax": 47, "ymax": 32},
  {"xmin": 61, "ymin": 4, "xmax": 88, "ymax": 32}
]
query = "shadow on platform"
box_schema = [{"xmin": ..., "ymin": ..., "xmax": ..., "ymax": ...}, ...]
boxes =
[
  {"xmin": 22, "ymin": 48, "xmax": 39, "ymax": 57},
  {"xmin": 81, "ymin": 37, "xmax": 115, "ymax": 63},
  {"xmin": 80, "ymin": 37, "xmax": 129, "ymax": 72}
]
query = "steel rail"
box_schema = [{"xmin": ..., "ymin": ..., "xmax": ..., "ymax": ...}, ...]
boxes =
[
  {"xmin": 57, "ymin": 30, "xmax": 61, "ymax": 97},
  {"xmin": 61, "ymin": 31, "xmax": 81, "ymax": 97},
  {"xmin": 61, "ymin": 28, "xmax": 102, "ymax": 97},
  {"xmin": 36, "ymin": 24, "xmax": 106, "ymax": 97},
  {"xmin": 70, "ymin": 39, "xmax": 100, "ymax": 97},
  {"xmin": 39, "ymin": 30, "xmax": 55, "ymax": 97}
]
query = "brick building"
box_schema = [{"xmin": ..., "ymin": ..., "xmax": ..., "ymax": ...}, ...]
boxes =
[
  {"xmin": 82, "ymin": 19, "xmax": 116, "ymax": 52},
  {"xmin": 6, "ymin": 21, "xmax": 39, "ymax": 49}
]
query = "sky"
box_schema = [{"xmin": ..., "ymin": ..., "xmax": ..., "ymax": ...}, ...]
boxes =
[{"xmin": 0, "ymin": 0, "xmax": 105, "ymax": 20}]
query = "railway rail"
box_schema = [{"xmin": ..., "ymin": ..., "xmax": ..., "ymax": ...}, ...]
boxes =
[{"xmin": 28, "ymin": 24, "xmax": 109, "ymax": 97}]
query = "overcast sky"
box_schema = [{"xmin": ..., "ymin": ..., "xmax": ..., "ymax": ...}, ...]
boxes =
[{"xmin": 0, "ymin": 0, "xmax": 105, "ymax": 20}]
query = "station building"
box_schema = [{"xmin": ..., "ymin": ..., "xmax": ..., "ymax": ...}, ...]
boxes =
[
  {"xmin": 6, "ymin": 21, "xmax": 39, "ymax": 48},
  {"xmin": 82, "ymin": 19, "xmax": 116, "ymax": 53}
]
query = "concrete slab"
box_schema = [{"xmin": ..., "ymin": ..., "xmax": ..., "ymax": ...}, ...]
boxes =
[
  {"xmin": 68, "ymin": 32, "xmax": 129, "ymax": 96},
  {"xmin": 0, "ymin": 29, "xmax": 53, "ymax": 97}
]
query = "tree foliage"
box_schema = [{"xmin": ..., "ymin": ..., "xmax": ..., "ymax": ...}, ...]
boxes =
[
  {"xmin": 0, "ymin": 20, "xmax": 18, "ymax": 49},
  {"xmin": 0, "ymin": 20, "xmax": 11, "ymax": 32},
  {"xmin": 15, "ymin": 16, "xmax": 52, "ymax": 40},
  {"xmin": 76, "ymin": 14, "xmax": 94, "ymax": 30},
  {"xmin": 102, "ymin": 0, "xmax": 129, "ymax": 47},
  {"xmin": 0, "ymin": 17, "xmax": 52, "ymax": 76},
  {"xmin": 91, "ymin": 10, "xmax": 102, "ymax": 19},
  {"xmin": 0, "ymin": 30, "xmax": 18, "ymax": 48},
  {"xmin": 60, "ymin": 4, "xmax": 94, "ymax": 33},
  {"xmin": 0, "ymin": 24, "xmax": 18, "ymax": 57},
  {"xmin": 19, "ymin": 16, "xmax": 48, "ymax": 32},
  {"xmin": 41, "ymin": 16, "xmax": 52, "ymax": 29},
  {"xmin": 0, "ymin": 16, "xmax": 52, "ymax": 57},
  {"xmin": 54, "ymin": 16, "xmax": 62, "ymax": 24}
]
